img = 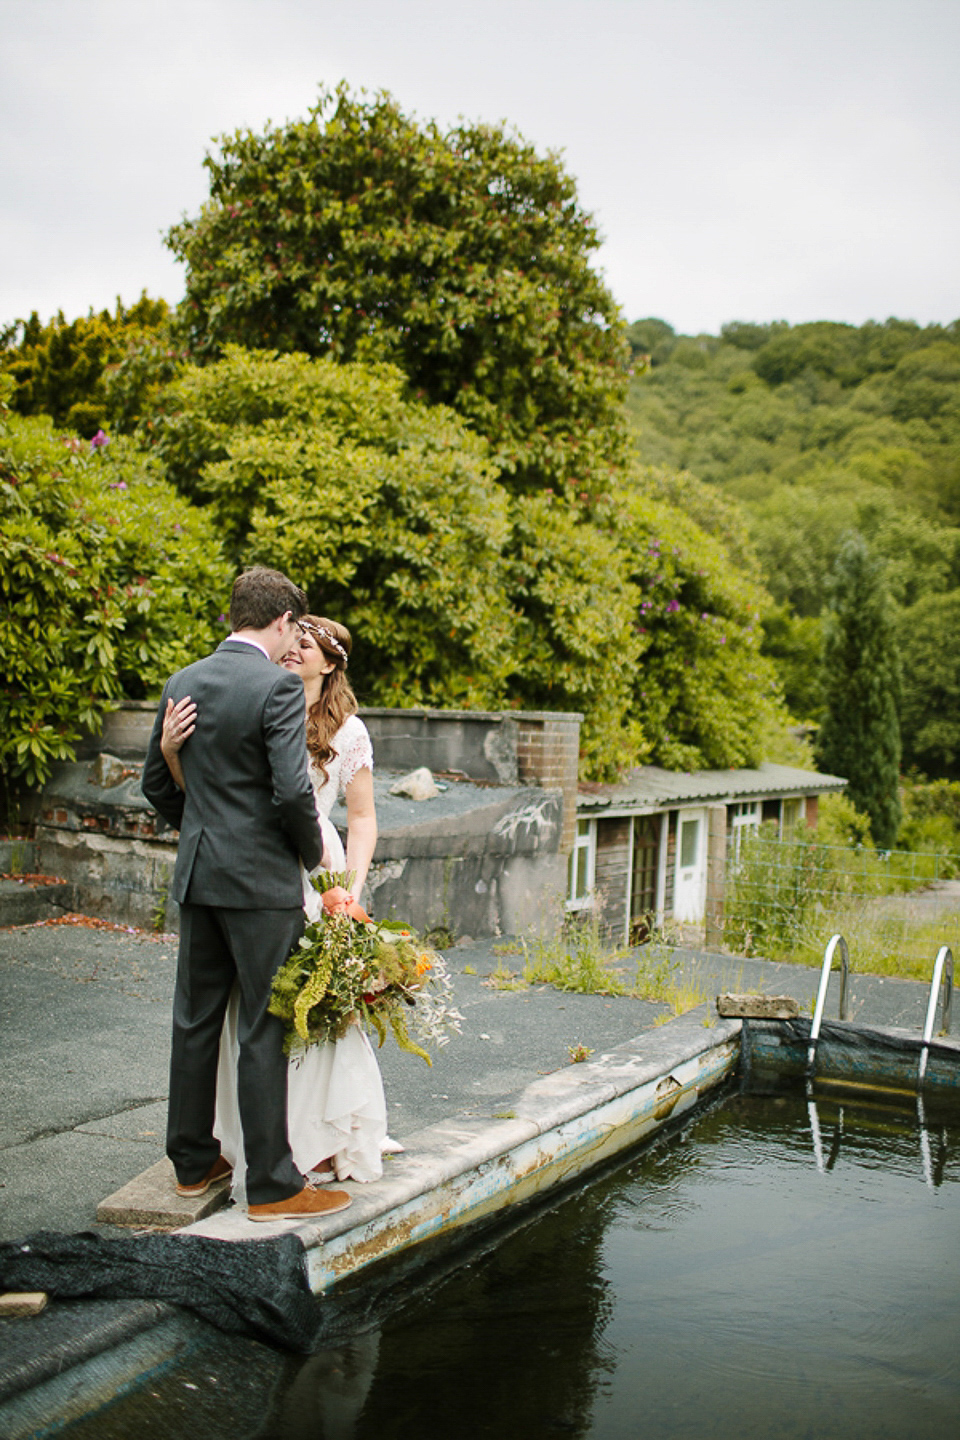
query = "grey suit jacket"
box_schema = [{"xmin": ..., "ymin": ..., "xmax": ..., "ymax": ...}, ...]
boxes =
[{"xmin": 141, "ymin": 641, "xmax": 323, "ymax": 909}]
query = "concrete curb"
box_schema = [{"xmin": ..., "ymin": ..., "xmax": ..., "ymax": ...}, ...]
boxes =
[
  {"xmin": 0, "ymin": 1303, "xmax": 204, "ymax": 1440},
  {"xmin": 182, "ymin": 1010, "xmax": 741, "ymax": 1278}
]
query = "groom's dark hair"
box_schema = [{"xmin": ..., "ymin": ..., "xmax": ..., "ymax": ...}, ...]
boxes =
[{"xmin": 230, "ymin": 567, "xmax": 308, "ymax": 631}]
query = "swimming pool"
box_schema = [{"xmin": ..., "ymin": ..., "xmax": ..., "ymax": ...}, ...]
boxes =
[{"xmin": 56, "ymin": 1075, "xmax": 960, "ymax": 1440}]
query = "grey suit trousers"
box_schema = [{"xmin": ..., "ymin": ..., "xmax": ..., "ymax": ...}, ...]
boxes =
[{"xmin": 167, "ymin": 903, "xmax": 304, "ymax": 1205}]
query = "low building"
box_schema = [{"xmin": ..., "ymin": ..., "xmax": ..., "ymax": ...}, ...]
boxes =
[{"xmin": 571, "ymin": 763, "xmax": 848, "ymax": 944}]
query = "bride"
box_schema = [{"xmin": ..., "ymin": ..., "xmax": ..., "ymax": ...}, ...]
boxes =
[{"xmin": 161, "ymin": 615, "xmax": 395, "ymax": 1199}]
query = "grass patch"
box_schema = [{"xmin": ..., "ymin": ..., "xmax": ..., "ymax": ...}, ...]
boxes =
[
  {"xmin": 486, "ymin": 904, "xmax": 708, "ymax": 1015},
  {"xmin": 776, "ymin": 906, "xmax": 955, "ymax": 982},
  {"xmin": 482, "ymin": 958, "xmax": 528, "ymax": 991},
  {"xmin": 724, "ymin": 827, "xmax": 960, "ymax": 980}
]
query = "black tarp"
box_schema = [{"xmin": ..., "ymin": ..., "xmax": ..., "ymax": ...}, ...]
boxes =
[{"xmin": 0, "ymin": 1230, "xmax": 323, "ymax": 1351}]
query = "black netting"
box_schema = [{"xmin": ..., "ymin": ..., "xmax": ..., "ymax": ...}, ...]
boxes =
[{"xmin": 0, "ymin": 1230, "xmax": 322, "ymax": 1352}]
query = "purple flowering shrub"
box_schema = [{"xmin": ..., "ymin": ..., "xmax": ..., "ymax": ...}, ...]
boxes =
[{"xmin": 0, "ymin": 381, "xmax": 230, "ymax": 790}]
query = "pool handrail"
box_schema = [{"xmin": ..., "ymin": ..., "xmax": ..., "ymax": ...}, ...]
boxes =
[
  {"xmin": 918, "ymin": 945, "xmax": 953, "ymax": 1086},
  {"xmin": 806, "ymin": 933, "xmax": 849, "ymax": 1075}
]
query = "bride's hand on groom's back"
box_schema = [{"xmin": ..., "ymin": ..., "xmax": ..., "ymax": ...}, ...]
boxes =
[{"xmin": 161, "ymin": 696, "xmax": 197, "ymax": 756}]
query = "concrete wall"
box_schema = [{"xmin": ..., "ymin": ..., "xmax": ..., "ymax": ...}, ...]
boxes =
[
  {"xmin": 356, "ymin": 707, "xmax": 581, "ymax": 853},
  {"xmin": 26, "ymin": 703, "xmax": 582, "ymax": 939}
]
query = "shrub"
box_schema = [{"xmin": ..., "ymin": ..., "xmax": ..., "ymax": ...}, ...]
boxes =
[
  {"xmin": 0, "ymin": 381, "xmax": 231, "ymax": 791},
  {"xmin": 898, "ymin": 778, "xmax": 960, "ymax": 874},
  {"xmin": 1, "ymin": 295, "xmax": 171, "ymax": 436}
]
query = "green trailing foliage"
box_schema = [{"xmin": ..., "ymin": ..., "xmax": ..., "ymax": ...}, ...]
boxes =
[{"xmin": 0, "ymin": 377, "xmax": 230, "ymax": 791}]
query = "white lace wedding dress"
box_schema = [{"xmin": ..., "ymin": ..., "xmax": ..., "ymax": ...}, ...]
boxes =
[{"xmin": 214, "ymin": 715, "xmax": 394, "ymax": 1201}]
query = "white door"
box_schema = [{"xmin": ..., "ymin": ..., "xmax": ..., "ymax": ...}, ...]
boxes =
[{"xmin": 674, "ymin": 808, "xmax": 707, "ymax": 922}]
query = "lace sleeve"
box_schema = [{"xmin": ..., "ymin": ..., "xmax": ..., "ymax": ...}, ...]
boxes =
[{"xmin": 338, "ymin": 717, "xmax": 374, "ymax": 795}]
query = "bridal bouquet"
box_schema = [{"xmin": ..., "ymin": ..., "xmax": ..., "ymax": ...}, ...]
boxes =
[{"xmin": 269, "ymin": 872, "xmax": 463, "ymax": 1066}]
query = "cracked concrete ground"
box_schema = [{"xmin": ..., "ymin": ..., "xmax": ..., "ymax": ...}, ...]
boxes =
[{"xmin": 0, "ymin": 918, "xmax": 941, "ymax": 1243}]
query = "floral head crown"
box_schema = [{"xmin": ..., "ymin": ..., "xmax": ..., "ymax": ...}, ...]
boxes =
[{"xmin": 298, "ymin": 619, "xmax": 349, "ymax": 666}]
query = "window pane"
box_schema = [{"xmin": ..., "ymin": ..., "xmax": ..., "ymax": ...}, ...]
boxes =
[
  {"xmin": 680, "ymin": 818, "xmax": 699, "ymax": 869},
  {"xmin": 576, "ymin": 846, "xmax": 589, "ymax": 897}
]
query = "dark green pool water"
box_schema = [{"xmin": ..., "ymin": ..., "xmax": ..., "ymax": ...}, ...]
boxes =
[{"xmin": 65, "ymin": 1084, "xmax": 960, "ymax": 1440}]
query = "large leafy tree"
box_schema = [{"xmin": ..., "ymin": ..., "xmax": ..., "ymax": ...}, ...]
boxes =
[
  {"xmin": 816, "ymin": 535, "xmax": 902, "ymax": 848},
  {"xmin": 141, "ymin": 349, "xmax": 784, "ymax": 775},
  {"xmin": 166, "ymin": 83, "xmax": 629, "ymax": 500},
  {"xmin": 614, "ymin": 475, "xmax": 787, "ymax": 772},
  {"xmin": 145, "ymin": 347, "xmax": 516, "ymax": 710}
]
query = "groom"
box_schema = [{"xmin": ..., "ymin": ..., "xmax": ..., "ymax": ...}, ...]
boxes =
[{"xmin": 142, "ymin": 566, "xmax": 352, "ymax": 1220}]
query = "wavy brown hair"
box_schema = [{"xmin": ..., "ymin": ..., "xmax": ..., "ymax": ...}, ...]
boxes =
[{"xmin": 302, "ymin": 616, "xmax": 358, "ymax": 783}]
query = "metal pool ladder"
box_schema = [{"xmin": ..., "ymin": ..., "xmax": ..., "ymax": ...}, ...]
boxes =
[
  {"xmin": 918, "ymin": 945, "xmax": 954, "ymax": 1087},
  {"xmin": 806, "ymin": 933, "xmax": 849, "ymax": 1077}
]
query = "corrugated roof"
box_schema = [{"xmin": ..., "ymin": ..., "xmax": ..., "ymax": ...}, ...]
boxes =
[{"xmin": 577, "ymin": 762, "xmax": 847, "ymax": 813}]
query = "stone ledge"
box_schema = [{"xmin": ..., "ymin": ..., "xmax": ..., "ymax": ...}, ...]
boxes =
[
  {"xmin": 0, "ymin": 877, "xmax": 73, "ymax": 928},
  {"xmin": 716, "ymin": 992, "xmax": 801, "ymax": 1019},
  {"xmin": 96, "ymin": 1158, "xmax": 231, "ymax": 1229}
]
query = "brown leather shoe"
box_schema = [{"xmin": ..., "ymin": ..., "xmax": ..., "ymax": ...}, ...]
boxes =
[
  {"xmin": 175, "ymin": 1155, "xmax": 233, "ymax": 1198},
  {"xmin": 248, "ymin": 1185, "xmax": 352, "ymax": 1221}
]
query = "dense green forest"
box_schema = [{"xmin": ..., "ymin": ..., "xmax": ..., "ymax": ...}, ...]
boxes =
[
  {"xmin": 3, "ymin": 83, "xmax": 960, "ymax": 856},
  {"xmin": 626, "ymin": 317, "xmax": 960, "ymax": 778}
]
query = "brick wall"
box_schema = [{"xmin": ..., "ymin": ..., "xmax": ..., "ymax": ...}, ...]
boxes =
[{"xmin": 515, "ymin": 714, "xmax": 581, "ymax": 853}]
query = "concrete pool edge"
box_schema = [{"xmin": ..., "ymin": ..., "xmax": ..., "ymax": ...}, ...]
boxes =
[
  {"xmin": 0, "ymin": 1012, "xmax": 740, "ymax": 1437},
  {"xmin": 185, "ymin": 1009, "xmax": 741, "ymax": 1292}
]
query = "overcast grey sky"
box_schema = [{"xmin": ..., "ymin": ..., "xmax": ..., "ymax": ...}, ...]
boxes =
[{"xmin": 2, "ymin": 0, "xmax": 958, "ymax": 336}]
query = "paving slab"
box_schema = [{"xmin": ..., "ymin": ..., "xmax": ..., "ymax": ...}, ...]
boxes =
[
  {"xmin": 0, "ymin": 1130, "xmax": 164, "ymax": 1240},
  {"xmin": 97, "ymin": 1158, "xmax": 232, "ymax": 1228}
]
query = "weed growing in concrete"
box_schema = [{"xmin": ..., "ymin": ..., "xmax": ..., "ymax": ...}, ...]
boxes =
[
  {"xmin": 150, "ymin": 891, "xmax": 169, "ymax": 933},
  {"xmin": 485, "ymin": 895, "xmax": 709, "ymax": 1019},
  {"xmin": 666, "ymin": 975, "xmax": 709, "ymax": 1016},
  {"xmin": 483, "ymin": 957, "xmax": 528, "ymax": 990},
  {"xmin": 630, "ymin": 941, "xmax": 707, "ymax": 1016},
  {"xmin": 520, "ymin": 907, "xmax": 630, "ymax": 996}
]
